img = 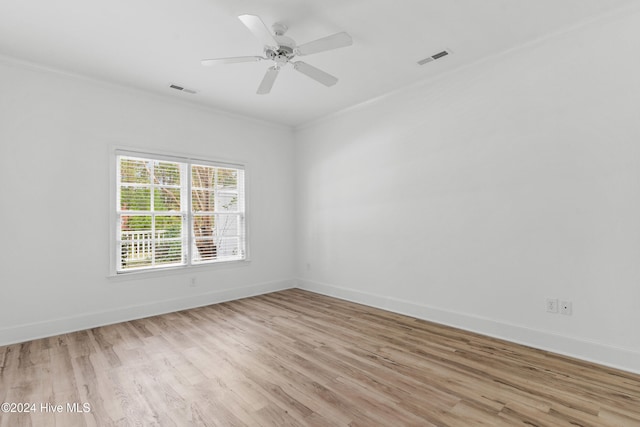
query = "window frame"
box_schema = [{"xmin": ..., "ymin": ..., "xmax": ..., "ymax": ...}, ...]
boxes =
[{"xmin": 109, "ymin": 148, "xmax": 249, "ymax": 276}]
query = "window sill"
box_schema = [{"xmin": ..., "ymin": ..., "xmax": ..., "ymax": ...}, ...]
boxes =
[{"xmin": 106, "ymin": 258, "xmax": 251, "ymax": 281}]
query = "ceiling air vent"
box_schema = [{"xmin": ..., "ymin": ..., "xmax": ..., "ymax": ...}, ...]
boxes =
[
  {"xmin": 169, "ymin": 83, "xmax": 197, "ymax": 94},
  {"xmin": 417, "ymin": 49, "xmax": 451, "ymax": 66}
]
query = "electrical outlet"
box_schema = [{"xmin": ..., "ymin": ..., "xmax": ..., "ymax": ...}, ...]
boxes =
[
  {"xmin": 189, "ymin": 277, "xmax": 197, "ymax": 287},
  {"xmin": 560, "ymin": 300, "xmax": 572, "ymax": 315},
  {"xmin": 546, "ymin": 298, "xmax": 558, "ymax": 313}
]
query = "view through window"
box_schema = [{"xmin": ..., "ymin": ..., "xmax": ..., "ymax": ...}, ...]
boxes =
[{"xmin": 115, "ymin": 153, "xmax": 246, "ymax": 272}]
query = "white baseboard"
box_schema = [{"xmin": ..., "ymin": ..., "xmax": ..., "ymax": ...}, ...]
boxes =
[
  {"xmin": 4, "ymin": 277, "xmax": 638, "ymax": 375},
  {"xmin": 0, "ymin": 279, "xmax": 295, "ymax": 347},
  {"xmin": 297, "ymin": 278, "xmax": 640, "ymax": 375}
]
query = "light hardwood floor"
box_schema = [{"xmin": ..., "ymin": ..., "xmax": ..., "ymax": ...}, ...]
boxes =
[{"xmin": 1, "ymin": 289, "xmax": 639, "ymax": 426}]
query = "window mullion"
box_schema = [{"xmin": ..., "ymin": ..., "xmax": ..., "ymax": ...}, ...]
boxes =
[
  {"xmin": 150, "ymin": 160, "xmax": 156, "ymax": 267},
  {"xmin": 213, "ymin": 167, "xmax": 219, "ymax": 253},
  {"xmin": 186, "ymin": 163, "xmax": 193, "ymax": 266}
]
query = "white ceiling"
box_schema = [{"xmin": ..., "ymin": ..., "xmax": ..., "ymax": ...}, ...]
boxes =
[{"xmin": 0, "ymin": 0, "xmax": 633, "ymax": 127}]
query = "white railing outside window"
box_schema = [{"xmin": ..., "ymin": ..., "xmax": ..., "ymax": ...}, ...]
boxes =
[{"xmin": 121, "ymin": 230, "xmax": 166, "ymax": 261}]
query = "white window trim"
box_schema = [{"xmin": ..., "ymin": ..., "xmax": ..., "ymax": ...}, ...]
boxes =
[{"xmin": 108, "ymin": 147, "xmax": 250, "ymax": 277}]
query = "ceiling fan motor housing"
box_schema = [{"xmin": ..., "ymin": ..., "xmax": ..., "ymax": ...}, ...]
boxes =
[{"xmin": 266, "ymin": 34, "xmax": 296, "ymax": 65}]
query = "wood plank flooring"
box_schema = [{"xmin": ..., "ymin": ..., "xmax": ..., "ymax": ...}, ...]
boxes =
[{"xmin": 1, "ymin": 288, "xmax": 639, "ymax": 426}]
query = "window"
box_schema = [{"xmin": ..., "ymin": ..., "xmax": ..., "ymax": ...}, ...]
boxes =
[{"xmin": 115, "ymin": 151, "xmax": 246, "ymax": 273}]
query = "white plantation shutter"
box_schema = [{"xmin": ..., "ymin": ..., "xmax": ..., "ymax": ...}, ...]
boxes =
[{"xmin": 116, "ymin": 152, "xmax": 246, "ymax": 273}]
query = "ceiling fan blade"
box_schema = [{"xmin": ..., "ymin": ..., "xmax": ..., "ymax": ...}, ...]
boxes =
[
  {"xmin": 297, "ymin": 32, "xmax": 352, "ymax": 56},
  {"xmin": 238, "ymin": 14, "xmax": 278, "ymax": 48},
  {"xmin": 293, "ymin": 61, "xmax": 338, "ymax": 87},
  {"xmin": 201, "ymin": 56, "xmax": 264, "ymax": 66},
  {"xmin": 257, "ymin": 66, "xmax": 280, "ymax": 94}
]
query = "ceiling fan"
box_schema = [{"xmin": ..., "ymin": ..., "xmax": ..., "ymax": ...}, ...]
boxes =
[{"xmin": 201, "ymin": 14, "xmax": 352, "ymax": 94}]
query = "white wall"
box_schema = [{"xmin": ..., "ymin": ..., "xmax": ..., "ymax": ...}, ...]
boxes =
[
  {"xmin": 0, "ymin": 59, "xmax": 295, "ymax": 344},
  {"xmin": 295, "ymin": 7, "xmax": 640, "ymax": 373}
]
